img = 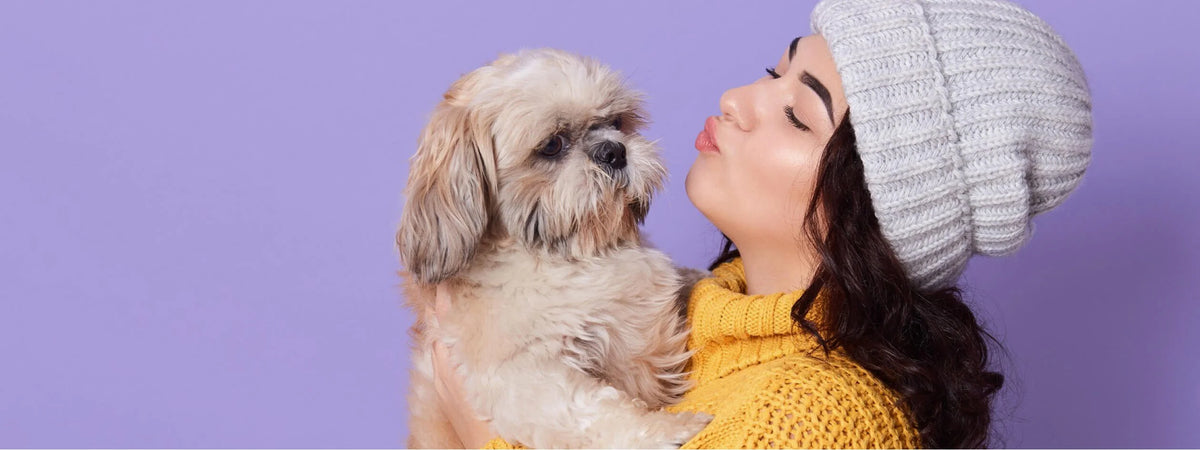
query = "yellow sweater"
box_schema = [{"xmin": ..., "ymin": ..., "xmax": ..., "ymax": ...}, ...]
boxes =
[{"xmin": 485, "ymin": 258, "xmax": 922, "ymax": 449}]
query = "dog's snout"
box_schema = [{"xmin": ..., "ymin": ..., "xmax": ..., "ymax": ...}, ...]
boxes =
[{"xmin": 592, "ymin": 141, "xmax": 626, "ymax": 170}]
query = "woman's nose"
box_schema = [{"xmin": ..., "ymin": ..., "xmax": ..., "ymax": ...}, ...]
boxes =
[{"xmin": 719, "ymin": 83, "xmax": 755, "ymax": 131}]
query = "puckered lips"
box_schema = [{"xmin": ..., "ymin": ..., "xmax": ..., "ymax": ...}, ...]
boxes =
[{"xmin": 695, "ymin": 116, "xmax": 721, "ymax": 153}]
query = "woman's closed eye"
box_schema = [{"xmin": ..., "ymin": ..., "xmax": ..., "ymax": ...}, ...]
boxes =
[
  {"xmin": 784, "ymin": 106, "xmax": 810, "ymax": 131},
  {"xmin": 764, "ymin": 67, "xmax": 810, "ymax": 132}
]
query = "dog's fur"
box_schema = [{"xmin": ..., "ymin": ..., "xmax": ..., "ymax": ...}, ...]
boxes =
[{"xmin": 398, "ymin": 49, "xmax": 710, "ymax": 448}]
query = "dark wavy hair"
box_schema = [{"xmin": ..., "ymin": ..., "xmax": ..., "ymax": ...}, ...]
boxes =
[{"xmin": 709, "ymin": 110, "xmax": 1008, "ymax": 448}]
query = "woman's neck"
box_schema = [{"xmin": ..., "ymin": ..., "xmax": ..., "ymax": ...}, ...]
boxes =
[{"xmin": 737, "ymin": 244, "xmax": 819, "ymax": 296}]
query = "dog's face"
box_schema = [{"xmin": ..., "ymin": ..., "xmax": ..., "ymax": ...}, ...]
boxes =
[{"xmin": 398, "ymin": 49, "xmax": 665, "ymax": 283}]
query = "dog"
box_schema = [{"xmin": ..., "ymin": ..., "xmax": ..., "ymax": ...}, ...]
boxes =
[{"xmin": 397, "ymin": 48, "xmax": 710, "ymax": 448}]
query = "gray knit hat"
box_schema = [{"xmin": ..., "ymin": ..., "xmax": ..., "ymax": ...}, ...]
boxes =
[{"xmin": 810, "ymin": 0, "xmax": 1093, "ymax": 290}]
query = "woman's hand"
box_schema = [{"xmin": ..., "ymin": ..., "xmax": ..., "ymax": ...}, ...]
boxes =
[{"xmin": 429, "ymin": 284, "xmax": 495, "ymax": 449}]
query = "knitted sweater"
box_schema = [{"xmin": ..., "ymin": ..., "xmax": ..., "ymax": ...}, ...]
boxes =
[{"xmin": 484, "ymin": 257, "xmax": 922, "ymax": 448}]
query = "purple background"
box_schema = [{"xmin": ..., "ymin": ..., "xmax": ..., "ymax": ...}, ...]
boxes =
[{"xmin": 1, "ymin": 0, "xmax": 1197, "ymax": 447}]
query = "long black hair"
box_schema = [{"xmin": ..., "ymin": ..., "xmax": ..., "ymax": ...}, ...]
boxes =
[{"xmin": 709, "ymin": 110, "xmax": 1008, "ymax": 448}]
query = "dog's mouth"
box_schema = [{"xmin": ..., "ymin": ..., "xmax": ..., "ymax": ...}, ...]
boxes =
[{"xmin": 603, "ymin": 169, "xmax": 632, "ymax": 190}]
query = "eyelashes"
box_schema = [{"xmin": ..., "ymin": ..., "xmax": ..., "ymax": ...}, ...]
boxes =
[
  {"xmin": 765, "ymin": 67, "xmax": 809, "ymax": 131},
  {"xmin": 784, "ymin": 106, "xmax": 810, "ymax": 131}
]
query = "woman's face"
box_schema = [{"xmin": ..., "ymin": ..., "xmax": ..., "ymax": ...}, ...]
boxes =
[{"xmin": 686, "ymin": 34, "xmax": 849, "ymax": 253}]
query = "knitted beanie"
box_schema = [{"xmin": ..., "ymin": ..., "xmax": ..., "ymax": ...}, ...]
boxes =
[{"xmin": 810, "ymin": 0, "xmax": 1093, "ymax": 290}]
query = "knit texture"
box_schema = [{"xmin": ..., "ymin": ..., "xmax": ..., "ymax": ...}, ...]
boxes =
[
  {"xmin": 483, "ymin": 258, "xmax": 921, "ymax": 449},
  {"xmin": 811, "ymin": 0, "xmax": 1093, "ymax": 289}
]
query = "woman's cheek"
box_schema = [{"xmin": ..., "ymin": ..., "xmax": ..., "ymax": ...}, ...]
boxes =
[{"xmin": 747, "ymin": 143, "xmax": 814, "ymax": 214}]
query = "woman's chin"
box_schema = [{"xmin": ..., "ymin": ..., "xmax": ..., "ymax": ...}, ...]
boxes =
[
  {"xmin": 684, "ymin": 164, "xmax": 703, "ymax": 209},
  {"xmin": 684, "ymin": 164, "xmax": 720, "ymax": 225}
]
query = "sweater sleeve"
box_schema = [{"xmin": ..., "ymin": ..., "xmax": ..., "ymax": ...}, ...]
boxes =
[
  {"xmin": 482, "ymin": 437, "xmax": 524, "ymax": 449},
  {"xmin": 723, "ymin": 360, "xmax": 922, "ymax": 449}
]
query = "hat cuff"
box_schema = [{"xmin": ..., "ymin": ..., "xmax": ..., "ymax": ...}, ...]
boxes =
[{"xmin": 811, "ymin": 0, "xmax": 973, "ymax": 290}]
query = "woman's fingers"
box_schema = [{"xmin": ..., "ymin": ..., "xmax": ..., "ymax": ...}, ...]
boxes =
[
  {"xmin": 427, "ymin": 284, "xmax": 494, "ymax": 448},
  {"xmin": 430, "ymin": 284, "xmax": 487, "ymax": 447},
  {"xmin": 430, "ymin": 342, "xmax": 469, "ymax": 449}
]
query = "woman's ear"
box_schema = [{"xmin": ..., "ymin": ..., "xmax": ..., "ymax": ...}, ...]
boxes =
[{"xmin": 397, "ymin": 96, "xmax": 496, "ymax": 284}]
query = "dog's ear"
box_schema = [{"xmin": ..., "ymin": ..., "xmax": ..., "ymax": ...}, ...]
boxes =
[{"xmin": 397, "ymin": 93, "xmax": 497, "ymax": 285}]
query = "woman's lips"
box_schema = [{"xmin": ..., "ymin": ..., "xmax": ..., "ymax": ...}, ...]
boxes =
[{"xmin": 695, "ymin": 116, "xmax": 720, "ymax": 153}]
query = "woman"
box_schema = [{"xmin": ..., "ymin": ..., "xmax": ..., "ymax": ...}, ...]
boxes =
[{"xmin": 425, "ymin": 0, "xmax": 1092, "ymax": 447}]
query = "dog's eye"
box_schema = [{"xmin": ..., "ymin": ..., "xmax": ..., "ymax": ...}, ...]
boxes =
[
  {"xmin": 611, "ymin": 116, "xmax": 623, "ymax": 131},
  {"xmin": 539, "ymin": 134, "xmax": 566, "ymax": 157}
]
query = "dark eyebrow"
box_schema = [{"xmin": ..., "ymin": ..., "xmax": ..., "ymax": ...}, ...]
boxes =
[
  {"xmin": 787, "ymin": 36, "xmax": 834, "ymax": 127},
  {"xmin": 800, "ymin": 71, "xmax": 834, "ymax": 127}
]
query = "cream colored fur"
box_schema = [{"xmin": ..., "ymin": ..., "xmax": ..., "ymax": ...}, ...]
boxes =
[{"xmin": 397, "ymin": 49, "xmax": 710, "ymax": 448}]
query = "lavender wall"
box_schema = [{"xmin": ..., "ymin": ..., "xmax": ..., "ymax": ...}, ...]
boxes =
[{"xmin": 1, "ymin": 0, "xmax": 1197, "ymax": 447}]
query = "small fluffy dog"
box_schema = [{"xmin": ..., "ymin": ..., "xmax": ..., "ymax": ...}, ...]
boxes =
[{"xmin": 397, "ymin": 48, "xmax": 709, "ymax": 448}]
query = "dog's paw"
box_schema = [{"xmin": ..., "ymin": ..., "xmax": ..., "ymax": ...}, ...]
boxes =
[{"xmin": 649, "ymin": 410, "xmax": 713, "ymax": 449}]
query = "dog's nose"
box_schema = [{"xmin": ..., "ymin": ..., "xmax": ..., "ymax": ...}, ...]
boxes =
[{"xmin": 593, "ymin": 141, "xmax": 626, "ymax": 170}]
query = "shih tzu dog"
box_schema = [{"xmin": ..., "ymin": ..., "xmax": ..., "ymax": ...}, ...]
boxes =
[{"xmin": 397, "ymin": 48, "xmax": 710, "ymax": 449}]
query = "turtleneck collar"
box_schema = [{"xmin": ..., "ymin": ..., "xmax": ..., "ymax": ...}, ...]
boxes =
[{"xmin": 684, "ymin": 257, "xmax": 832, "ymax": 382}]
